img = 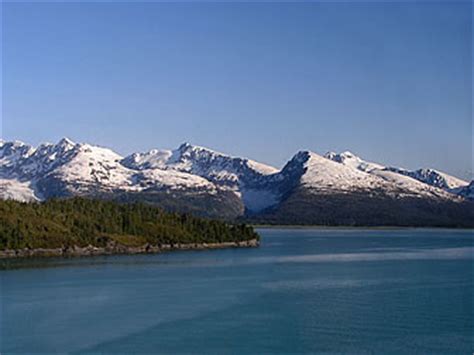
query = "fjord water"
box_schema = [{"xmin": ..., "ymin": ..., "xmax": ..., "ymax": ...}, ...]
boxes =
[{"xmin": 1, "ymin": 229, "xmax": 473, "ymax": 354}]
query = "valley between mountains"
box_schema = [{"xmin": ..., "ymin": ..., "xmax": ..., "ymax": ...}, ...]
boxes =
[{"xmin": 1, "ymin": 138, "xmax": 473, "ymax": 227}]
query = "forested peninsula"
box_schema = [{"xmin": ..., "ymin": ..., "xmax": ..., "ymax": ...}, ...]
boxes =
[{"xmin": 0, "ymin": 198, "xmax": 259, "ymax": 258}]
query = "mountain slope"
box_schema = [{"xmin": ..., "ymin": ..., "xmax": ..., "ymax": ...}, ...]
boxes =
[
  {"xmin": 282, "ymin": 151, "xmax": 457, "ymax": 199},
  {"xmin": 385, "ymin": 167, "xmax": 468, "ymax": 190},
  {"xmin": 0, "ymin": 178, "xmax": 39, "ymax": 202},
  {"xmin": 324, "ymin": 151, "xmax": 384, "ymax": 172},
  {"xmin": 451, "ymin": 181, "xmax": 474, "ymax": 201},
  {"xmin": 249, "ymin": 151, "xmax": 473, "ymax": 227},
  {"xmin": 123, "ymin": 143, "xmax": 279, "ymax": 212},
  {"xmin": 325, "ymin": 150, "xmax": 469, "ymax": 194},
  {"xmin": 123, "ymin": 142, "xmax": 278, "ymax": 184},
  {"xmin": 253, "ymin": 185, "xmax": 473, "ymax": 227},
  {"xmin": 0, "ymin": 139, "xmax": 242, "ymax": 219}
]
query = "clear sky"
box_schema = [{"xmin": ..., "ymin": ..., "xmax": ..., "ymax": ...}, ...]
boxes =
[{"xmin": 1, "ymin": 1, "xmax": 472, "ymax": 179}]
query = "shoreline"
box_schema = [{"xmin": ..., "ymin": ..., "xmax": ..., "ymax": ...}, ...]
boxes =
[
  {"xmin": 0, "ymin": 238, "xmax": 259, "ymax": 259},
  {"xmin": 252, "ymin": 224, "xmax": 474, "ymax": 231}
]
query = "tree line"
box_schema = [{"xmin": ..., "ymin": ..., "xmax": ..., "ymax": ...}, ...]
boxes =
[{"xmin": 0, "ymin": 197, "xmax": 259, "ymax": 250}]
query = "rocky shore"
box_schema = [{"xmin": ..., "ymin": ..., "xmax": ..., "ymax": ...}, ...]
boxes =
[{"xmin": 0, "ymin": 238, "xmax": 259, "ymax": 259}]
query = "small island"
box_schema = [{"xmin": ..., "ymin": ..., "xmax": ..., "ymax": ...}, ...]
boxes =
[{"xmin": 0, "ymin": 198, "xmax": 259, "ymax": 259}]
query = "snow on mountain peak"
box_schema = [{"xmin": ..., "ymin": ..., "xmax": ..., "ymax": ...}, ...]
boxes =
[
  {"xmin": 57, "ymin": 137, "xmax": 75, "ymax": 147},
  {"xmin": 325, "ymin": 150, "xmax": 468, "ymax": 193},
  {"xmin": 453, "ymin": 180, "xmax": 474, "ymax": 200},
  {"xmin": 297, "ymin": 151, "xmax": 375, "ymax": 190},
  {"xmin": 177, "ymin": 142, "xmax": 193, "ymax": 151},
  {"xmin": 278, "ymin": 149, "xmax": 460, "ymax": 202},
  {"xmin": 124, "ymin": 142, "xmax": 278, "ymax": 187},
  {"xmin": 324, "ymin": 150, "xmax": 358, "ymax": 160},
  {"xmin": 172, "ymin": 143, "xmax": 279, "ymax": 184},
  {"xmin": 324, "ymin": 150, "xmax": 383, "ymax": 172},
  {"xmin": 386, "ymin": 167, "xmax": 468, "ymax": 190},
  {"xmin": 0, "ymin": 140, "xmax": 33, "ymax": 158},
  {"xmin": 0, "ymin": 139, "xmax": 470, "ymax": 210},
  {"xmin": 0, "ymin": 141, "xmax": 36, "ymax": 174},
  {"xmin": 285, "ymin": 150, "xmax": 313, "ymax": 165},
  {"xmin": 121, "ymin": 149, "xmax": 172, "ymax": 170},
  {"xmin": 175, "ymin": 142, "xmax": 229, "ymax": 161}
]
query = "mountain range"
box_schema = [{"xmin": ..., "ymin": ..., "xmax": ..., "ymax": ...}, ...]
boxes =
[{"xmin": 1, "ymin": 138, "xmax": 473, "ymax": 227}]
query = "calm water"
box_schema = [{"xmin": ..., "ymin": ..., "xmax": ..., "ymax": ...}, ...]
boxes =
[{"xmin": 1, "ymin": 228, "xmax": 473, "ymax": 354}]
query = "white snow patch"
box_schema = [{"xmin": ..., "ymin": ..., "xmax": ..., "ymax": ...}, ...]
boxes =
[
  {"xmin": 0, "ymin": 178, "xmax": 39, "ymax": 202},
  {"xmin": 53, "ymin": 144, "xmax": 132, "ymax": 188},
  {"xmin": 299, "ymin": 152, "xmax": 458, "ymax": 201},
  {"xmin": 134, "ymin": 169, "xmax": 216, "ymax": 192},
  {"xmin": 325, "ymin": 151, "xmax": 384, "ymax": 172}
]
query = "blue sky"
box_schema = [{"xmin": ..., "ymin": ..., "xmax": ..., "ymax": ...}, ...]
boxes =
[{"xmin": 1, "ymin": 1, "xmax": 472, "ymax": 179}]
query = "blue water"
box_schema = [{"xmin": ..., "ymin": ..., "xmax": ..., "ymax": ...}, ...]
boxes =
[{"xmin": 1, "ymin": 228, "xmax": 473, "ymax": 354}]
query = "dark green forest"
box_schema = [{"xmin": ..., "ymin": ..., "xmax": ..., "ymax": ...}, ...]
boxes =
[{"xmin": 0, "ymin": 198, "xmax": 259, "ymax": 250}]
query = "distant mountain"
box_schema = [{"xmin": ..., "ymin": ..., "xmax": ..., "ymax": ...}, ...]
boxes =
[
  {"xmin": 121, "ymin": 142, "xmax": 279, "ymax": 212},
  {"xmin": 122, "ymin": 142, "xmax": 278, "ymax": 179},
  {"xmin": 324, "ymin": 151, "xmax": 384, "ymax": 172},
  {"xmin": 253, "ymin": 151, "xmax": 473, "ymax": 226},
  {"xmin": 385, "ymin": 167, "xmax": 468, "ymax": 190},
  {"xmin": 1, "ymin": 138, "xmax": 473, "ymax": 227},
  {"xmin": 324, "ymin": 151, "xmax": 468, "ymax": 191},
  {"xmin": 451, "ymin": 180, "xmax": 474, "ymax": 201},
  {"xmin": 0, "ymin": 139, "xmax": 241, "ymax": 219}
]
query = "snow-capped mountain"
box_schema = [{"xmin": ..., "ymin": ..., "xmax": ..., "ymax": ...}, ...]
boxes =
[
  {"xmin": 277, "ymin": 150, "xmax": 458, "ymax": 201},
  {"xmin": 451, "ymin": 180, "xmax": 474, "ymax": 200},
  {"xmin": 385, "ymin": 167, "xmax": 468, "ymax": 190},
  {"xmin": 122, "ymin": 143, "xmax": 279, "ymax": 212},
  {"xmin": 253, "ymin": 150, "xmax": 472, "ymax": 226},
  {"xmin": 0, "ymin": 139, "xmax": 223, "ymax": 216},
  {"xmin": 324, "ymin": 151, "xmax": 384, "ymax": 172},
  {"xmin": 324, "ymin": 150, "xmax": 468, "ymax": 192},
  {"xmin": 1, "ymin": 138, "xmax": 472, "ymax": 226},
  {"xmin": 122, "ymin": 142, "xmax": 278, "ymax": 186}
]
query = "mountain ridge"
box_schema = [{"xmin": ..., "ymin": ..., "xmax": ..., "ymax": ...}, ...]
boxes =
[{"xmin": 1, "ymin": 138, "xmax": 472, "ymax": 227}]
